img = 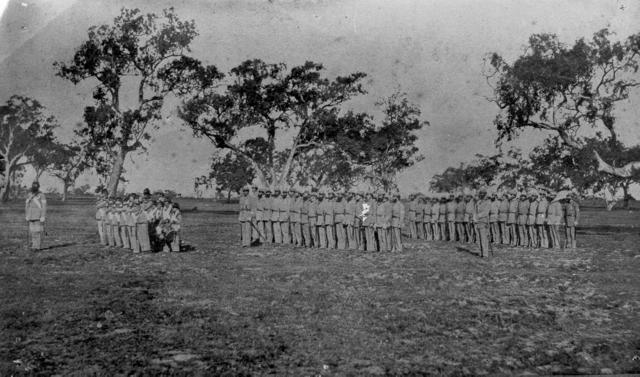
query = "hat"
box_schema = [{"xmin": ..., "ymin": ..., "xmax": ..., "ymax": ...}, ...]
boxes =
[{"xmin": 242, "ymin": 185, "xmax": 250, "ymax": 192}]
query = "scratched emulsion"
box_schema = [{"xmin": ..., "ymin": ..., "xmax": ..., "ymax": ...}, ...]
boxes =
[{"xmin": 1, "ymin": 0, "xmax": 638, "ymax": 194}]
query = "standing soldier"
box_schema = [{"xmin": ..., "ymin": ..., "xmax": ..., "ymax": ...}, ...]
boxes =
[
  {"xmin": 105, "ymin": 200, "xmax": 115, "ymax": 246},
  {"xmin": 169, "ymin": 203, "xmax": 182, "ymax": 252},
  {"xmin": 507, "ymin": 191, "xmax": 518, "ymax": 246},
  {"xmin": 344, "ymin": 191, "xmax": 357, "ymax": 250},
  {"xmin": 517, "ymin": 192, "xmax": 530, "ymax": 247},
  {"xmin": 475, "ymin": 188, "xmax": 492, "ymax": 257},
  {"xmin": 455, "ymin": 193, "xmax": 466, "ymax": 242},
  {"xmin": 281, "ymin": 189, "xmax": 293, "ymax": 245},
  {"xmin": 96, "ymin": 190, "xmax": 108, "ymax": 246},
  {"xmin": 390, "ymin": 192, "xmax": 405, "ymax": 252},
  {"xmin": 363, "ymin": 192, "xmax": 377, "ymax": 251},
  {"xmin": 324, "ymin": 191, "xmax": 337, "ymax": 249},
  {"xmin": 536, "ymin": 190, "xmax": 549, "ymax": 248},
  {"xmin": 126, "ymin": 200, "xmax": 137, "ymax": 251},
  {"xmin": 317, "ymin": 191, "xmax": 327, "ymax": 248},
  {"xmin": 264, "ymin": 189, "xmax": 274, "ymax": 244},
  {"xmin": 255, "ymin": 188, "xmax": 266, "ymax": 244},
  {"xmin": 300, "ymin": 191, "xmax": 311, "ymax": 247},
  {"xmin": 407, "ymin": 193, "xmax": 417, "ymax": 239},
  {"xmin": 423, "ymin": 196, "xmax": 433, "ymax": 241},
  {"xmin": 239, "ymin": 186, "xmax": 251, "ymax": 247},
  {"xmin": 308, "ymin": 191, "xmax": 319, "ymax": 248},
  {"xmin": 463, "ymin": 192, "xmax": 475, "ymax": 244},
  {"xmin": 375, "ymin": 192, "xmax": 389, "ymax": 252},
  {"xmin": 272, "ymin": 188, "xmax": 282, "ymax": 244},
  {"xmin": 25, "ymin": 181, "xmax": 47, "ymax": 251},
  {"xmin": 438, "ymin": 196, "xmax": 448, "ymax": 241},
  {"xmin": 564, "ymin": 194, "xmax": 580, "ymax": 249},
  {"xmin": 498, "ymin": 192, "xmax": 509, "ymax": 245},
  {"xmin": 415, "ymin": 194, "xmax": 425, "ymax": 240},
  {"xmin": 113, "ymin": 199, "xmax": 124, "ymax": 248},
  {"xmin": 431, "ymin": 195, "xmax": 441, "ymax": 241},
  {"xmin": 527, "ymin": 190, "xmax": 539, "ymax": 248},
  {"xmin": 355, "ymin": 191, "xmax": 366, "ymax": 251},
  {"xmin": 334, "ymin": 191, "xmax": 347, "ymax": 250},
  {"xmin": 290, "ymin": 189, "xmax": 302, "ymax": 247},
  {"xmin": 136, "ymin": 198, "xmax": 151, "ymax": 253},
  {"xmin": 446, "ymin": 193, "xmax": 457, "ymax": 241},
  {"xmin": 547, "ymin": 192, "xmax": 564, "ymax": 249},
  {"xmin": 488, "ymin": 192, "xmax": 500, "ymax": 244},
  {"xmin": 250, "ymin": 185, "xmax": 259, "ymax": 243}
]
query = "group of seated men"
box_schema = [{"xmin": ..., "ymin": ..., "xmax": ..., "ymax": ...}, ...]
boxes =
[
  {"xmin": 95, "ymin": 189, "xmax": 182, "ymax": 252},
  {"xmin": 406, "ymin": 189, "xmax": 580, "ymax": 250},
  {"xmin": 238, "ymin": 185, "xmax": 406, "ymax": 252}
]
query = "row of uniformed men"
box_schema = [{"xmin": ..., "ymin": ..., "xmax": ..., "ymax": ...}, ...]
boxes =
[
  {"xmin": 239, "ymin": 186, "xmax": 406, "ymax": 252},
  {"xmin": 95, "ymin": 190, "xmax": 182, "ymax": 253},
  {"xmin": 406, "ymin": 189, "xmax": 580, "ymax": 250}
]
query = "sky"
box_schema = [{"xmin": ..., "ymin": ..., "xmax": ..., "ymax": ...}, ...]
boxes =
[{"xmin": 1, "ymin": 0, "xmax": 639, "ymax": 196}]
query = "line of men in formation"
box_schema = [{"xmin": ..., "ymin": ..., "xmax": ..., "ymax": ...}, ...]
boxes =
[
  {"xmin": 405, "ymin": 189, "xmax": 580, "ymax": 251},
  {"xmin": 95, "ymin": 189, "xmax": 183, "ymax": 253},
  {"xmin": 238, "ymin": 186, "xmax": 406, "ymax": 252}
]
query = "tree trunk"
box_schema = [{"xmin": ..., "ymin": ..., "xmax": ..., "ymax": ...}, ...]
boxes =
[
  {"xmin": 227, "ymin": 189, "xmax": 232, "ymax": 203},
  {"xmin": 62, "ymin": 180, "xmax": 69, "ymax": 202},
  {"xmin": 1, "ymin": 162, "xmax": 12, "ymax": 202},
  {"xmin": 107, "ymin": 148, "xmax": 126, "ymax": 197}
]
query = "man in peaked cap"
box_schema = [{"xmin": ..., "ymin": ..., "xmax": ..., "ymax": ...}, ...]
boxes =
[
  {"xmin": 334, "ymin": 191, "xmax": 347, "ymax": 250},
  {"xmin": 475, "ymin": 187, "xmax": 492, "ymax": 257},
  {"xmin": 415, "ymin": 193, "xmax": 425, "ymax": 240},
  {"xmin": 95, "ymin": 189, "xmax": 108, "ymax": 246},
  {"xmin": 431, "ymin": 194, "xmax": 441, "ymax": 241},
  {"xmin": 546, "ymin": 190, "xmax": 564, "ymax": 249},
  {"xmin": 317, "ymin": 190, "xmax": 329, "ymax": 248},
  {"xmin": 527, "ymin": 190, "xmax": 539, "ymax": 248},
  {"xmin": 300, "ymin": 190, "xmax": 311, "ymax": 247},
  {"xmin": 438, "ymin": 196, "xmax": 448, "ymax": 241},
  {"xmin": 355, "ymin": 191, "xmax": 367, "ymax": 251},
  {"xmin": 446, "ymin": 193, "xmax": 457, "ymax": 241},
  {"xmin": 25, "ymin": 181, "xmax": 47, "ymax": 251},
  {"xmin": 344, "ymin": 191, "xmax": 358, "ymax": 250},
  {"xmin": 262, "ymin": 188, "xmax": 273, "ymax": 244},
  {"xmin": 422, "ymin": 195, "xmax": 432, "ymax": 241},
  {"xmin": 455, "ymin": 193, "xmax": 466, "ymax": 243},
  {"xmin": 255, "ymin": 188, "xmax": 266, "ymax": 244},
  {"xmin": 375, "ymin": 191, "xmax": 390, "ymax": 252},
  {"xmin": 272, "ymin": 187, "xmax": 283, "ymax": 244},
  {"xmin": 536, "ymin": 189, "xmax": 549, "ymax": 248},
  {"xmin": 488, "ymin": 191, "xmax": 500, "ymax": 244},
  {"xmin": 363, "ymin": 191, "xmax": 377, "ymax": 251},
  {"xmin": 281, "ymin": 188, "xmax": 293, "ymax": 245},
  {"xmin": 507, "ymin": 190, "xmax": 518, "ymax": 246},
  {"xmin": 308, "ymin": 191, "xmax": 320, "ymax": 248},
  {"xmin": 464, "ymin": 191, "xmax": 476, "ymax": 244},
  {"xmin": 239, "ymin": 185, "xmax": 252, "ymax": 247},
  {"xmin": 498, "ymin": 191, "xmax": 510, "ymax": 245},
  {"xmin": 324, "ymin": 190, "xmax": 337, "ymax": 249},
  {"xmin": 564, "ymin": 192, "xmax": 580, "ymax": 249}
]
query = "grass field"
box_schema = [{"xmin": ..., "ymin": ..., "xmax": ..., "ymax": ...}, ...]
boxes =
[{"xmin": 1, "ymin": 199, "xmax": 639, "ymax": 376}]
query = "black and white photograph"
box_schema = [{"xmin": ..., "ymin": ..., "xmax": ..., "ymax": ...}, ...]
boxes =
[{"xmin": 1, "ymin": 0, "xmax": 639, "ymax": 375}]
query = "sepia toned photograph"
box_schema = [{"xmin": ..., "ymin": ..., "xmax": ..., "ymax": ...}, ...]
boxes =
[{"xmin": 1, "ymin": 0, "xmax": 639, "ymax": 375}]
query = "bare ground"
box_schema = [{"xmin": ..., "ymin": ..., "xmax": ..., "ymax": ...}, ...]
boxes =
[{"xmin": 1, "ymin": 200, "xmax": 639, "ymax": 376}]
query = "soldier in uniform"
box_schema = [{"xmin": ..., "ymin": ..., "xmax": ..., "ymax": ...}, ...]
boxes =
[
  {"xmin": 488, "ymin": 192, "xmax": 500, "ymax": 244},
  {"xmin": 536, "ymin": 190, "xmax": 549, "ymax": 248},
  {"xmin": 263, "ymin": 189, "xmax": 273, "ymax": 244},
  {"xmin": 250, "ymin": 185, "xmax": 260, "ymax": 242},
  {"xmin": 105, "ymin": 200, "xmax": 115, "ymax": 246},
  {"xmin": 272, "ymin": 188, "xmax": 282, "ymax": 244},
  {"xmin": 308, "ymin": 191, "xmax": 319, "ymax": 248},
  {"xmin": 363, "ymin": 192, "xmax": 377, "ymax": 251},
  {"xmin": 507, "ymin": 191, "xmax": 518, "ymax": 246},
  {"xmin": 255, "ymin": 188, "xmax": 266, "ymax": 244},
  {"xmin": 344, "ymin": 191, "xmax": 357, "ymax": 250},
  {"xmin": 290, "ymin": 189, "xmax": 302, "ymax": 247},
  {"xmin": 168, "ymin": 202, "xmax": 182, "ymax": 252},
  {"xmin": 475, "ymin": 188, "xmax": 492, "ymax": 257},
  {"xmin": 527, "ymin": 191, "xmax": 539, "ymax": 248},
  {"xmin": 137, "ymin": 198, "xmax": 152, "ymax": 252},
  {"xmin": 355, "ymin": 191, "xmax": 366, "ymax": 251},
  {"xmin": 547, "ymin": 192, "xmax": 564, "ymax": 249},
  {"xmin": 390, "ymin": 192, "xmax": 405, "ymax": 252},
  {"xmin": 333, "ymin": 191, "xmax": 345, "ymax": 250},
  {"xmin": 438, "ymin": 196, "xmax": 447, "ymax": 241},
  {"xmin": 282, "ymin": 189, "xmax": 293, "ymax": 245},
  {"xmin": 113, "ymin": 199, "xmax": 124, "ymax": 247},
  {"xmin": 375, "ymin": 192, "xmax": 390, "ymax": 252},
  {"xmin": 324, "ymin": 191, "xmax": 337, "ymax": 249},
  {"xmin": 239, "ymin": 186, "xmax": 251, "ymax": 247},
  {"xmin": 455, "ymin": 193, "xmax": 466, "ymax": 242},
  {"xmin": 463, "ymin": 192, "xmax": 475, "ymax": 244},
  {"xmin": 300, "ymin": 191, "xmax": 311, "ymax": 247},
  {"xmin": 564, "ymin": 194, "xmax": 580, "ymax": 249},
  {"xmin": 446, "ymin": 193, "xmax": 457, "ymax": 241},
  {"xmin": 517, "ymin": 192, "xmax": 530, "ymax": 247},
  {"xmin": 415, "ymin": 194, "xmax": 425, "ymax": 240},
  {"xmin": 407, "ymin": 193, "xmax": 417, "ymax": 239},
  {"xmin": 423, "ymin": 196, "xmax": 433, "ymax": 241},
  {"xmin": 431, "ymin": 195, "xmax": 441, "ymax": 241},
  {"xmin": 317, "ymin": 191, "xmax": 327, "ymax": 248},
  {"xmin": 25, "ymin": 181, "xmax": 47, "ymax": 251},
  {"xmin": 498, "ymin": 192, "xmax": 510, "ymax": 245},
  {"xmin": 96, "ymin": 190, "xmax": 108, "ymax": 246}
]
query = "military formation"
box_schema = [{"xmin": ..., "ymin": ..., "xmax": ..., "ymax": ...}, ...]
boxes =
[
  {"xmin": 238, "ymin": 185, "xmax": 580, "ymax": 257},
  {"xmin": 238, "ymin": 185, "xmax": 406, "ymax": 252},
  {"xmin": 95, "ymin": 189, "xmax": 182, "ymax": 253},
  {"xmin": 405, "ymin": 188, "xmax": 580, "ymax": 256}
]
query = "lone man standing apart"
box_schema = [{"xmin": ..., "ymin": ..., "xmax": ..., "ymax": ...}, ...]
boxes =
[{"xmin": 25, "ymin": 181, "xmax": 47, "ymax": 251}]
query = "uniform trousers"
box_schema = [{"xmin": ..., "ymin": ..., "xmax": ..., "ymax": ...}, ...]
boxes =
[
  {"xmin": 391, "ymin": 227, "xmax": 403, "ymax": 252},
  {"xmin": 241, "ymin": 221, "xmax": 251, "ymax": 247},
  {"xmin": 301, "ymin": 222, "xmax": 311, "ymax": 247},
  {"xmin": 517, "ymin": 224, "xmax": 528, "ymax": 247},
  {"xmin": 346, "ymin": 224, "xmax": 356, "ymax": 250},
  {"xmin": 416, "ymin": 221, "xmax": 425, "ymax": 239},
  {"xmin": 409, "ymin": 220, "xmax": 417, "ymax": 239},
  {"xmin": 265, "ymin": 220, "xmax": 273, "ymax": 243},
  {"xmin": 98, "ymin": 220, "xmax": 106, "ymax": 245},
  {"xmin": 258, "ymin": 221, "xmax": 266, "ymax": 243},
  {"xmin": 549, "ymin": 225, "xmax": 561, "ymax": 248},
  {"xmin": 282, "ymin": 221, "xmax": 291, "ymax": 244},
  {"xmin": 527, "ymin": 224, "xmax": 537, "ymax": 247},
  {"xmin": 318, "ymin": 226, "xmax": 327, "ymax": 248},
  {"xmin": 500, "ymin": 222, "xmax": 509, "ymax": 244},
  {"xmin": 565, "ymin": 225, "xmax": 576, "ymax": 249},
  {"xmin": 477, "ymin": 222, "xmax": 491, "ymax": 257},
  {"xmin": 456, "ymin": 222, "xmax": 466, "ymax": 243},
  {"xmin": 251, "ymin": 219, "xmax": 259, "ymax": 241},
  {"xmin": 137, "ymin": 223, "xmax": 151, "ymax": 252},
  {"xmin": 464, "ymin": 222, "xmax": 473, "ymax": 243},
  {"xmin": 489, "ymin": 222, "xmax": 499, "ymax": 243},
  {"xmin": 356, "ymin": 224, "xmax": 365, "ymax": 251},
  {"xmin": 376, "ymin": 227, "xmax": 388, "ymax": 252},
  {"xmin": 448, "ymin": 221, "xmax": 456, "ymax": 241},
  {"xmin": 336, "ymin": 223, "xmax": 346, "ymax": 250},
  {"xmin": 128, "ymin": 226, "xmax": 139, "ymax": 252},
  {"xmin": 508, "ymin": 223, "xmax": 517, "ymax": 246},
  {"xmin": 106, "ymin": 223, "xmax": 114, "ymax": 246},
  {"xmin": 326, "ymin": 224, "xmax": 336, "ymax": 249},
  {"xmin": 291, "ymin": 222, "xmax": 301, "ymax": 246},
  {"xmin": 310, "ymin": 223, "xmax": 319, "ymax": 247},
  {"xmin": 365, "ymin": 226, "xmax": 377, "ymax": 251},
  {"xmin": 537, "ymin": 224, "xmax": 548, "ymax": 248},
  {"xmin": 432, "ymin": 222, "xmax": 440, "ymax": 241},
  {"xmin": 439, "ymin": 222, "xmax": 447, "ymax": 240},
  {"xmin": 28, "ymin": 220, "xmax": 44, "ymax": 250},
  {"xmin": 171, "ymin": 231, "xmax": 180, "ymax": 252},
  {"xmin": 424, "ymin": 221, "xmax": 432, "ymax": 241}
]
